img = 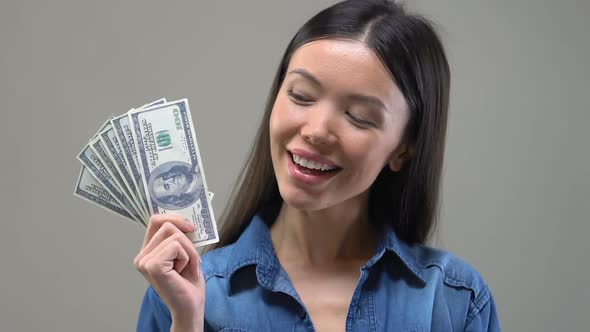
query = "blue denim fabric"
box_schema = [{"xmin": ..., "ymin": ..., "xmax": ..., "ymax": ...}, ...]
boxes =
[{"xmin": 138, "ymin": 214, "xmax": 500, "ymax": 331}]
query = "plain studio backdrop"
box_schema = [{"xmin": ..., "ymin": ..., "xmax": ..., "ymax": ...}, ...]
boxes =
[{"xmin": 1, "ymin": 0, "xmax": 588, "ymax": 331}]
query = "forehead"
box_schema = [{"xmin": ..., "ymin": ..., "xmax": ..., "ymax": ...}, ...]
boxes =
[{"xmin": 286, "ymin": 39, "xmax": 406, "ymax": 110}]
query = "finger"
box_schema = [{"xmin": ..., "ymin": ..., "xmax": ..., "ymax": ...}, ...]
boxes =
[
  {"xmin": 167, "ymin": 231, "xmax": 200, "ymax": 282},
  {"xmin": 139, "ymin": 221, "xmax": 199, "ymax": 266},
  {"xmin": 181, "ymin": 251, "xmax": 202, "ymax": 282},
  {"xmin": 136, "ymin": 221, "xmax": 184, "ymax": 266},
  {"xmin": 171, "ymin": 232, "xmax": 200, "ymax": 280},
  {"xmin": 137, "ymin": 236, "xmax": 186, "ymax": 277},
  {"xmin": 140, "ymin": 241, "xmax": 188, "ymax": 293},
  {"xmin": 142, "ymin": 214, "xmax": 196, "ymax": 249},
  {"xmin": 143, "ymin": 214, "xmax": 195, "ymax": 248},
  {"xmin": 173, "ymin": 247, "xmax": 190, "ymax": 274},
  {"xmin": 189, "ymin": 254, "xmax": 205, "ymax": 292},
  {"xmin": 138, "ymin": 230, "xmax": 200, "ymax": 281}
]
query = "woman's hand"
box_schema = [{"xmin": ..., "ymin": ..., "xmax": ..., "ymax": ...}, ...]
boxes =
[{"xmin": 134, "ymin": 214, "xmax": 205, "ymax": 332}]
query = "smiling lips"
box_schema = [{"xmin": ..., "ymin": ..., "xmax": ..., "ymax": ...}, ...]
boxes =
[
  {"xmin": 292, "ymin": 154, "xmax": 337, "ymax": 171},
  {"xmin": 287, "ymin": 148, "xmax": 342, "ymax": 184}
]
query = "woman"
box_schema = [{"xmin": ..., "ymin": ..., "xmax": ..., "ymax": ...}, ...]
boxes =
[{"xmin": 135, "ymin": 0, "xmax": 500, "ymax": 331}]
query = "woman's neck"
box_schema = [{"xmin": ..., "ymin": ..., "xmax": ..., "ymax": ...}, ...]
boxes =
[{"xmin": 270, "ymin": 197, "xmax": 378, "ymax": 268}]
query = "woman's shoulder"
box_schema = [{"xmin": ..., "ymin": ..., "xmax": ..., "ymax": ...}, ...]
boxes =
[
  {"xmin": 381, "ymin": 241, "xmax": 500, "ymax": 330},
  {"xmin": 404, "ymin": 243, "xmax": 493, "ymax": 307},
  {"xmin": 414, "ymin": 244, "xmax": 487, "ymax": 285}
]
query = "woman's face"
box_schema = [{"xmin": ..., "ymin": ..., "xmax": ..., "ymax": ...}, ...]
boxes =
[{"xmin": 270, "ymin": 38, "xmax": 411, "ymax": 212}]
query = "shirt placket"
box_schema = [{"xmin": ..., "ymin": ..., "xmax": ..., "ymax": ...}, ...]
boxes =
[
  {"xmin": 345, "ymin": 267, "xmax": 376, "ymax": 332},
  {"xmin": 258, "ymin": 264, "xmax": 317, "ymax": 331}
]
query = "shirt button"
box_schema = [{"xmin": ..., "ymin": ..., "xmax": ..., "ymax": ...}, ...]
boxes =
[{"xmin": 297, "ymin": 308, "xmax": 307, "ymax": 320}]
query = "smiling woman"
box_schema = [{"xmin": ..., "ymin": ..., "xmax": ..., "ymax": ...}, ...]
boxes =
[
  {"xmin": 269, "ymin": 39, "xmax": 412, "ymax": 212},
  {"xmin": 135, "ymin": 0, "xmax": 500, "ymax": 331}
]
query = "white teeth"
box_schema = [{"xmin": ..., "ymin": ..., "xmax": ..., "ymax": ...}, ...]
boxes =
[
  {"xmin": 301, "ymin": 158, "xmax": 310, "ymax": 168},
  {"xmin": 291, "ymin": 154, "xmax": 336, "ymax": 171}
]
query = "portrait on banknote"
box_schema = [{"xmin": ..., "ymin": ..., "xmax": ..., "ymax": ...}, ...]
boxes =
[{"xmin": 148, "ymin": 160, "xmax": 202, "ymax": 210}]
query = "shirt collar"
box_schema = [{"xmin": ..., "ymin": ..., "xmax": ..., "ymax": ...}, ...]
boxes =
[
  {"xmin": 380, "ymin": 224, "xmax": 427, "ymax": 285},
  {"xmin": 226, "ymin": 214, "xmax": 427, "ymax": 293},
  {"xmin": 225, "ymin": 214, "xmax": 280, "ymax": 294}
]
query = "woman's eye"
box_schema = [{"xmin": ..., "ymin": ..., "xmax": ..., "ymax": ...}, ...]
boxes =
[
  {"xmin": 164, "ymin": 184, "xmax": 170, "ymax": 190},
  {"xmin": 346, "ymin": 111, "xmax": 374, "ymax": 128},
  {"xmin": 287, "ymin": 90, "xmax": 313, "ymax": 103}
]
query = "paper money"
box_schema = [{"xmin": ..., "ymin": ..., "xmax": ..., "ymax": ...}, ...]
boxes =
[
  {"xmin": 110, "ymin": 99, "xmax": 167, "ymax": 218},
  {"xmin": 112, "ymin": 114, "xmax": 147, "ymax": 208},
  {"xmin": 74, "ymin": 98, "xmax": 218, "ymax": 247},
  {"xmin": 74, "ymin": 166, "xmax": 135, "ymax": 222},
  {"xmin": 99, "ymin": 126, "xmax": 150, "ymax": 217},
  {"xmin": 89, "ymin": 135, "xmax": 149, "ymax": 222},
  {"xmin": 74, "ymin": 163, "xmax": 215, "ymax": 226},
  {"xmin": 129, "ymin": 99, "xmax": 219, "ymax": 246},
  {"xmin": 77, "ymin": 117, "xmax": 146, "ymax": 224}
]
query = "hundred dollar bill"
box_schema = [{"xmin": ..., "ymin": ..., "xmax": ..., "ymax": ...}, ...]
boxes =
[
  {"xmin": 74, "ymin": 166, "xmax": 135, "ymax": 222},
  {"xmin": 75, "ymin": 166, "xmax": 214, "ymax": 226},
  {"xmin": 111, "ymin": 99, "xmax": 167, "ymax": 218},
  {"xmin": 78, "ymin": 120, "xmax": 145, "ymax": 225},
  {"xmin": 129, "ymin": 99, "xmax": 218, "ymax": 246},
  {"xmin": 89, "ymin": 134, "xmax": 149, "ymax": 222},
  {"xmin": 99, "ymin": 125, "xmax": 150, "ymax": 217}
]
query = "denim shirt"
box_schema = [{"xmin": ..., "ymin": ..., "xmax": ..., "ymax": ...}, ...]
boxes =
[{"xmin": 138, "ymin": 214, "xmax": 500, "ymax": 331}]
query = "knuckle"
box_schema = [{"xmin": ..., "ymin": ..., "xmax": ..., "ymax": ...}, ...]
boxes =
[
  {"xmin": 165, "ymin": 222, "xmax": 185, "ymax": 237},
  {"xmin": 148, "ymin": 215, "xmax": 185, "ymax": 233},
  {"xmin": 172, "ymin": 239, "xmax": 184, "ymax": 252},
  {"xmin": 171, "ymin": 240, "xmax": 183, "ymax": 251},
  {"xmin": 136, "ymin": 258, "xmax": 147, "ymax": 272},
  {"xmin": 171, "ymin": 232, "xmax": 185, "ymax": 243},
  {"xmin": 161, "ymin": 221, "xmax": 176, "ymax": 233},
  {"xmin": 133, "ymin": 255, "xmax": 140, "ymax": 267},
  {"xmin": 147, "ymin": 214, "xmax": 162, "ymax": 227}
]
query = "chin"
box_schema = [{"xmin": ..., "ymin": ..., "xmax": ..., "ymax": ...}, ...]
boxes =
[{"xmin": 278, "ymin": 186, "xmax": 331, "ymax": 212}]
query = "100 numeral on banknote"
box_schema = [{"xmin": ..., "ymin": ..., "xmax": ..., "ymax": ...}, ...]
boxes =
[{"xmin": 130, "ymin": 99, "xmax": 218, "ymax": 246}]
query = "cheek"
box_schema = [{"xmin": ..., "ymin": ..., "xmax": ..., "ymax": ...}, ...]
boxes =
[
  {"xmin": 269, "ymin": 96, "xmax": 300, "ymax": 143},
  {"xmin": 269, "ymin": 108, "xmax": 282, "ymax": 151},
  {"xmin": 269, "ymin": 105, "xmax": 288, "ymax": 164},
  {"xmin": 343, "ymin": 135, "xmax": 399, "ymax": 177},
  {"xmin": 348, "ymin": 145, "xmax": 383, "ymax": 175}
]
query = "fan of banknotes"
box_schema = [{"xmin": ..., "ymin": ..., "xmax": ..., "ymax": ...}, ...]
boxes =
[{"xmin": 74, "ymin": 98, "xmax": 219, "ymax": 247}]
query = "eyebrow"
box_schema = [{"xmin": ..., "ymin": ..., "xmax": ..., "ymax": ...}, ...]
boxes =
[{"xmin": 287, "ymin": 68, "xmax": 390, "ymax": 112}]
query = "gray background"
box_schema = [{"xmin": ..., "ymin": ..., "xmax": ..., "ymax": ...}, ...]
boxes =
[{"xmin": 1, "ymin": 0, "xmax": 588, "ymax": 331}]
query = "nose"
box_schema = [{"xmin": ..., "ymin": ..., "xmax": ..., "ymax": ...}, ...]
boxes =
[{"xmin": 300, "ymin": 105, "xmax": 337, "ymax": 146}]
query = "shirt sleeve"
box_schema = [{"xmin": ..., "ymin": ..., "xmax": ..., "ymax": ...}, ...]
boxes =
[
  {"xmin": 464, "ymin": 287, "xmax": 501, "ymax": 332},
  {"xmin": 137, "ymin": 286, "xmax": 173, "ymax": 332}
]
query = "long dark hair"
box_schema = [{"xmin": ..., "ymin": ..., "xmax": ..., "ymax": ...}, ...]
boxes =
[{"xmin": 208, "ymin": 0, "xmax": 450, "ymax": 251}]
